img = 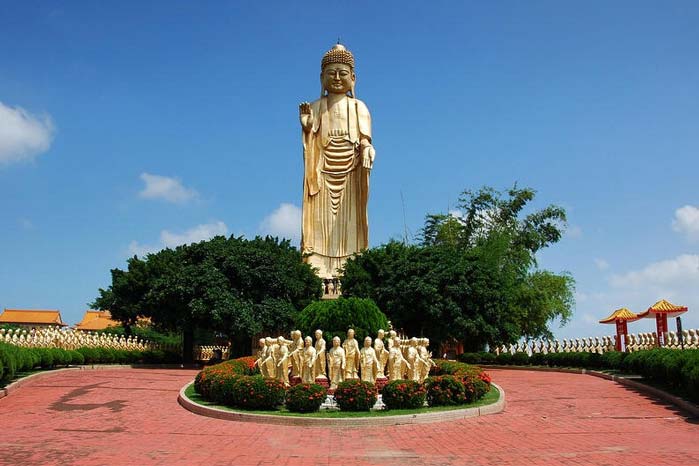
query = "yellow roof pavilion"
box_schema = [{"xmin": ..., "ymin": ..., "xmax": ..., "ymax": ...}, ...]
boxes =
[
  {"xmin": 599, "ymin": 307, "xmax": 640, "ymax": 324},
  {"xmin": 74, "ymin": 310, "xmax": 121, "ymax": 331},
  {"xmin": 637, "ymin": 299, "xmax": 688, "ymax": 319}
]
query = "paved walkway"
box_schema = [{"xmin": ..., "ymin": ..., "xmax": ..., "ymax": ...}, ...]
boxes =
[{"xmin": 1, "ymin": 368, "xmax": 698, "ymax": 466}]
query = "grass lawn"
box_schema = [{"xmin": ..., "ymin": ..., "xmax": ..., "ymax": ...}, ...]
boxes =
[{"xmin": 184, "ymin": 383, "xmax": 500, "ymax": 418}]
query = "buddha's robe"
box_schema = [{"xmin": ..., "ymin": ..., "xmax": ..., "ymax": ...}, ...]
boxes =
[{"xmin": 301, "ymin": 95, "xmax": 372, "ymax": 278}]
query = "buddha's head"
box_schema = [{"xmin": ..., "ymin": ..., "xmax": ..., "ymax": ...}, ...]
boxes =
[
  {"xmin": 377, "ymin": 329, "xmax": 385, "ymax": 339},
  {"xmin": 305, "ymin": 336, "xmax": 312, "ymax": 347},
  {"xmin": 320, "ymin": 43, "xmax": 356, "ymax": 97},
  {"xmin": 364, "ymin": 336, "xmax": 372, "ymax": 348},
  {"xmin": 315, "ymin": 329, "xmax": 323, "ymax": 339},
  {"xmin": 347, "ymin": 328, "xmax": 355, "ymax": 339},
  {"xmin": 258, "ymin": 338, "xmax": 265, "ymax": 348},
  {"xmin": 332, "ymin": 336, "xmax": 341, "ymax": 347}
]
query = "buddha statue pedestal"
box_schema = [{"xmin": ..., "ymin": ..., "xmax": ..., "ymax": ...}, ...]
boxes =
[
  {"xmin": 289, "ymin": 375, "xmax": 302, "ymax": 386},
  {"xmin": 314, "ymin": 376, "xmax": 329, "ymax": 388}
]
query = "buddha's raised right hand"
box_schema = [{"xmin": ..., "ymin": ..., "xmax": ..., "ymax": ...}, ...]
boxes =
[{"xmin": 299, "ymin": 101, "xmax": 312, "ymax": 131}]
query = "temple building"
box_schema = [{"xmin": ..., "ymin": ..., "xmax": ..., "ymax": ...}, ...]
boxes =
[
  {"xmin": 74, "ymin": 310, "xmax": 121, "ymax": 331},
  {"xmin": 0, "ymin": 309, "xmax": 67, "ymax": 329}
]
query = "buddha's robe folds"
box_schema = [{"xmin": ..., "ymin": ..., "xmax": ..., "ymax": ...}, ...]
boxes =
[{"xmin": 301, "ymin": 96, "xmax": 372, "ymax": 278}]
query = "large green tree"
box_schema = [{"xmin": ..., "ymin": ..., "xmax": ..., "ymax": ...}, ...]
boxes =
[
  {"xmin": 341, "ymin": 186, "xmax": 574, "ymax": 352},
  {"xmin": 93, "ymin": 235, "xmax": 322, "ymax": 360}
]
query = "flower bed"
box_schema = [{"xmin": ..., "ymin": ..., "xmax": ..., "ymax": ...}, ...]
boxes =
[
  {"xmin": 381, "ymin": 380, "xmax": 426, "ymax": 410},
  {"xmin": 285, "ymin": 383, "xmax": 327, "ymax": 413},
  {"xmin": 333, "ymin": 379, "xmax": 377, "ymax": 411}
]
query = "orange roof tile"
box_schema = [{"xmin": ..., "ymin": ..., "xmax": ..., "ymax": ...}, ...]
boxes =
[
  {"xmin": 637, "ymin": 299, "xmax": 688, "ymax": 318},
  {"xmin": 0, "ymin": 309, "xmax": 66, "ymax": 326},
  {"xmin": 74, "ymin": 310, "xmax": 120, "ymax": 331},
  {"xmin": 599, "ymin": 307, "xmax": 640, "ymax": 324}
]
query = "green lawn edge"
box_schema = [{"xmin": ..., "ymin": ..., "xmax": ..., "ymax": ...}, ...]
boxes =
[{"xmin": 184, "ymin": 383, "xmax": 500, "ymax": 418}]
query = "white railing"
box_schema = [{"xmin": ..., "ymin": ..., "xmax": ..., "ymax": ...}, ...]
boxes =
[{"xmin": 494, "ymin": 328, "xmax": 699, "ymax": 355}]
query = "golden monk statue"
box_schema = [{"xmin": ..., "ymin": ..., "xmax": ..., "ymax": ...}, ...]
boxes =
[
  {"xmin": 301, "ymin": 336, "xmax": 318, "ymax": 383},
  {"xmin": 274, "ymin": 336, "xmax": 291, "ymax": 386},
  {"xmin": 314, "ymin": 329, "xmax": 327, "ymax": 379},
  {"xmin": 299, "ymin": 43, "xmax": 376, "ymax": 279},
  {"xmin": 359, "ymin": 336, "xmax": 378, "ymax": 384},
  {"xmin": 374, "ymin": 329, "xmax": 388, "ymax": 378},
  {"xmin": 342, "ymin": 328, "xmax": 360, "ymax": 379},
  {"xmin": 388, "ymin": 336, "xmax": 411, "ymax": 381},
  {"xmin": 327, "ymin": 336, "xmax": 346, "ymax": 389}
]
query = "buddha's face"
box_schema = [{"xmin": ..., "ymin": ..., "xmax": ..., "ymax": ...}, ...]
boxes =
[
  {"xmin": 347, "ymin": 329, "xmax": 355, "ymax": 338},
  {"xmin": 322, "ymin": 63, "xmax": 354, "ymax": 94},
  {"xmin": 315, "ymin": 329, "xmax": 322, "ymax": 339},
  {"xmin": 364, "ymin": 337, "xmax": 372, "ymax": 348},
  {"xmin": 333, "ymin": 336, "xmax": 341, "ymax": 347}
]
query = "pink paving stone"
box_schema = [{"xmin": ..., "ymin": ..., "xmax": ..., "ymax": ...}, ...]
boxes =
[{"xmin": 0, "ymin": 368, "xmax": 698, "ymax": 465}]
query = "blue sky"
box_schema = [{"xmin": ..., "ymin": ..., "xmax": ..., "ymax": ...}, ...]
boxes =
[{"xmin": 1, "ymin": 1, "xmax": 698, "ymax": 339}]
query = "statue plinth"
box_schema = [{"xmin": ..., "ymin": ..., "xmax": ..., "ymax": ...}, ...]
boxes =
[
  {"xmin": 375, "ymin": 376, "xmax": 388, "ymax": 392},
  {"xmin": 314, "ymin": 376, "xmax": 329, "ymax": 388},
  {"xmin": 289, "ymin": 375, "xmax": 302, "ymax": 387}
]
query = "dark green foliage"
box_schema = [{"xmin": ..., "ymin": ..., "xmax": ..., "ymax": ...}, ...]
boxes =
[
  {"xmin": 425, "ymin": 375, "xmax": 467, "ymax": 406},
  {"xmin": 93, "ymin": 235, "xmax": 322, "ymax": 358},
  {"xmin": 381, "ymin": 380, "xmax": 427, "ymax": 410},
  {"xmin": 333, "ymin": 379, "xmax": 377, "ymax": 411},
  {"xmin": 285, "ymin": 383, "xmax": 327, "ymax": 412},
  {"xmin": 511, "ymin": 352, "xmax": 530, "ymax": 366},
  {"xmin": 295, "ymin": 297, "xmax": 388, "ymax": 343},
  {"xmin": 495, "ymin": 353, "xmax": 513, "ymax": 365},
  {"xmin": 342, "ymin": 186, "xmax": 574, "ymax": 351}
]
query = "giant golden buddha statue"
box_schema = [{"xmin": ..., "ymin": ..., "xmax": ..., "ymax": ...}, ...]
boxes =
[{"xmin": 299, "ymin": 43, "xmax": 376, "ymax": 279}]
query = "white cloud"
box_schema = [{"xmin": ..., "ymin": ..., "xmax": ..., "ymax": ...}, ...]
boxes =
[
  {"xmin": 594, "ymin": 258, "xmax": 610, "ymax": 271},
  {"xmin": 672, "ymin": 205, "xmax": 699, "ymax": 241},
  {"xmin": 138, "ymin": 173, "xmax": 198, "ymax": 203},
  {"xmin": 0, "ymin": 101, "xmax": 55, "ymax": 165},
  {"xmin": 610, "ymin": 254, "xmax": 699, "ymax": 290},
  {"xmin": 566, "ymin": 225, "xmax": 583, "ymax": 239},
  {"xmin": 128, "ymin": 221, "xmax": 229, "ymax": 257},
  {"xmin": 259, "ymin": 203, "xmax": 301, "ymax": 243}
]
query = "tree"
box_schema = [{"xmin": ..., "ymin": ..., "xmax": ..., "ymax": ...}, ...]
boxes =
[
  {"xmin": 93, "ymin": 235, "xmax": 322, "ymax": 361},
  {"xmin": 295, "ymin": 297, "xmax": 389, "ymax": 343},
  {"xmin": 342, "ymin": 185, "xmax": 574, "ymax": 352}
]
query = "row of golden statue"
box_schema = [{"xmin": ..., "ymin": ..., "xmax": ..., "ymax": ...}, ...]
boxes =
[{"xmin": 255, "ymin": 329, "xmax": 434, "ymax": 389}]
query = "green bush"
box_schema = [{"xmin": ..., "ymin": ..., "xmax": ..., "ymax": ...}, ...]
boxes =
[
  {"xmin": 37, "ymin": 348, "xmax": 55, "ymax": 368},
  {"xmin": 495, "ymin": 353, "xmax": 513, "ymax": 365},
  {"xmin": 425, "ymin": 375, "xmax": 466, "ymax": 406},
  {"xmin": 285, "ymin": 383, "xmax": 327, "ymax": 412},
  {"xmin": 381, "ymin": 380, "xmax": 426, "ymax": 410},
  {"xmin": 511, "ymin": 352, "xmax": 530, "ymax": 366},
  {"xmin": 228, "ymin": 376, "xmax": 286, "ymax": 410},
  {"xmin": 333, "ymin": 379, "xmax": 377, "ymax": 411},
  {"xmin": 295, "ymin": 297, "xmax": 389, "ymax": 343},
  {"xmin": 68, "ymin": 350, "xmax": 85, "ymax": 365},
  {"xmin": 600, "ymin": 351, "xmax": 626, "ymax": 369}
]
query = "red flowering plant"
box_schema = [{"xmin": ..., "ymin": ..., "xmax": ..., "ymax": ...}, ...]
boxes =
[
  {"xmin": 425, "ymin": 375, "xmax": 467, "ymax": 406},
  {"xmin": 429, "ymin": 359, "xmax": 492, "ymax": 402},
  {"xmin": 333, "ymin": 379, "xmax": 377, "ymax": 411},
  {"xmin": 285, "ymin": 382, "xmax": 327, "ymax": 413},
  {"xmin": 194, "ymin": 356, "xmax": 266, "ymax": 402},
  {"xmin": 381, "ymin": 380, "xmax": 427, "ymax": 410},
  {"xmin": 228, "ymin": 375, "xmax": 286, "ymax": 410}
]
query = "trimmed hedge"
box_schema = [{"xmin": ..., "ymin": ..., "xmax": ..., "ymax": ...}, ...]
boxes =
[
  {"xmin": 457, "ymin": 348, "xmax": 699, "ymax": 402},
  {"xmin": 425, "ymin": 375, "xmax": 466, "ymax": 406},
  {"xmin": 381, "ymin": 379, "xmax": 426, "ymax": 410},
  {"xmin": 285, "ymin": 383, "xmax": 327, "ymax": 412},
  {"xmin": 333, "ymin": 379, "xmax": 378, "ymax": 411},
  {"xmin": 0, "ymin": 342, "xmax": 180, "ymax": 385}
]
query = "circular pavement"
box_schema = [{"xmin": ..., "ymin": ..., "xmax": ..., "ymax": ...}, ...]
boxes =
[{"xmin": 1, "ymin": 368, "xmax": 697, "ymax": 465}]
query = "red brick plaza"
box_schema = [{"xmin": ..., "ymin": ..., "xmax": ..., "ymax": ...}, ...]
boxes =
[{"xmin": 1, "ymin": 368, "xmax": 698, "ymax": 465}]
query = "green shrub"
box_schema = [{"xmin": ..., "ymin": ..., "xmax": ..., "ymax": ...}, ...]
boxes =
[
  {"xmin": 381, "ymin": 380, "xmax": 426, "ymax": 410},
  {"xmin": 457, "ymin": 353, "xmax": 482, "ymax": 364},
  {"xmin": 511, "ymin": 352, "xmax": 530, "ymax": 365},
  {"xmin": 228, "ymin": 376, "xmax": 286, "ymax": 410},
  {"xmin": 333, "ymin": 379, "xmax": 377, "ymax": 411},
  {"xmin": 50, "ymin": 348, "xmax": 70, "ymax": 366},
  {"xmin": 295, "ymin": 297, "xmax": 389, "ymax": 343},
  {"xmin": 495, "ymin": 353, "xmax": 513, "ymax": 365},
  {"xmin": 529, "ymin": 352, "xmax": 547, "ymax": 366},
  {"xmin": 425, "ymin": 375, "xmax": 466, "ymax": 406},
  {"xmin": 37, "ymin": 348, "xmax": 55, "ymax": 368},
  {"xmin": 285, "ymin": 383, "xmax": 327, "ymax": 412},
  {"xmin": 68, "ymin": 350, "xmax": 85, "ymax": 365},
  {"xmin": 600, "ymin": 351, "xmax": 626, "ymax": 369}
]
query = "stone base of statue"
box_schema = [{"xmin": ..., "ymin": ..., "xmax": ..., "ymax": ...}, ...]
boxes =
[
  {"xmin": 375, "ymin": 376, "xmax": 388, "ymax": 392},
  {"xmin": 289, "ymin": 375, "xmax": 302, "ymax": 386},
  {"xmin": 314, "ymin": 376, "xmax": 329, "ymax": 388}
]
